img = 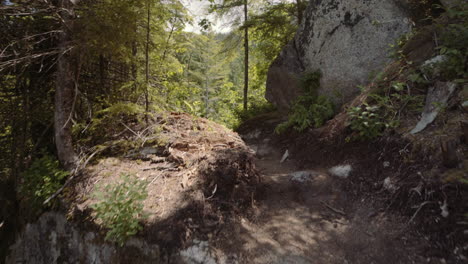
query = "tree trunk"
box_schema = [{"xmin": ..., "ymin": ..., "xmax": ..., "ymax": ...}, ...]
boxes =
[
  {"xmin": 205, "ymin": 74, "xmax": 209, "ymax": 116},
  {"xmin": 55, "ymin": 0, "xmax": 78, "ymax": 170},
  {"xmin": 99, "ymin": 54, "xmax": 107, "ymax": 98},
  {"xmin": 162, "ymin": 24, "xmax": 175, "ymax": 62},
  {"xmin": 243, "ymin": 0, "xmax": 249, "ymax": 111},
  {"xmin": 144, "ymin": 0, "xmax": 151, "ymax": 122},
  {"xmin": 131, "ymin": 42, "xmax": 137, "ymax": 93},
  {"xmin": 296, "ymin": 0, "xmax": 303, "ymax": 25}
]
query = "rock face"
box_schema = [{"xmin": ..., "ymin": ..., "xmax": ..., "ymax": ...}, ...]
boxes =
[
  {"xmin": 266, "ymin": 0, "xmax": 413, "ymax": 111},
  {"xmin": 6, "ymin": 212, "xmax": 162, "ymax": 264},
  {"xmin": 6, "ymin": 212, "xmax": 230, "ymax": 264}
]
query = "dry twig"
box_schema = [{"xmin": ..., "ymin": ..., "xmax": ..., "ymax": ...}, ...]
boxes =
[{"xmin": 320, "ymin": 200, "xmax": 346, "ymax": 216}]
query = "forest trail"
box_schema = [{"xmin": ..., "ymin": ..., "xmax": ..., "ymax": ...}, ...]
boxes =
[{"xmin": 210, "ymin": 129, "xmax": 426, "ymax": 264}]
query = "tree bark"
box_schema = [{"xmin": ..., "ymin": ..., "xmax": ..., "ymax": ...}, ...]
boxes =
[
  {"xmin": 296, "ymin": 0, "xmax": 303, "ymax": 25},
  {"xmin": 243, "ymin": 0, "xmax": 249, "ymax": 111},
  {"xmin": 55, "ymin": 0, "xmax": 78, "ymax": 170},
  {"xmin": 131, "ymin": 42, "xmax": 137, "ymax": 93},
  {"xmin": 144, "ymin": 0, "xmax": 151, "ymax": 122}
]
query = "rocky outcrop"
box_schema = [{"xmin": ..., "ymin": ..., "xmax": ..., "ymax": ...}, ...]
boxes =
[
  {"xmin": 266, "ymin": 0, "xmax": 413, "ymax": 111},
  {"xmin": 6, "ymin": 113, "xmax": 260, "ymax": 264},
  {"xmin": 6, "ymin": 212, "xmax": 162, "ymax": 264}
]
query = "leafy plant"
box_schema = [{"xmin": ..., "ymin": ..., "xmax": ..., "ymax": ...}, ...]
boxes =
[
  {"xmin": 348, "ymin": 80, "xmax": 424, "ymax": 140},
  {"xmin": 21, "ymin": 153, "xmax": 70, "ymax": 207},
  {"xmin": 91, "ymin": 173, "xmax": 148, "ymax": 246},
  {"xmin": 275, "ymin": 95, "xmax": 334, "ymax": 134},
  {"xmin": 309, "ymin": 96, "xmax": 335, "ymax": 127},
  {"xmin": 388, "ymin": 30, "xmax": 415, "ymax": 60},
  {"xmin": 235, "ymin": 101, "xmax": 276, "ymax": 124},
  {"xmin": 275, "ymin": 71, "xmax": 335, "ymax": 134},
  {"xmin": 436, "ymin": 3, "xmax": 468, "ymax": 79},
  {"xmin": 300, "ymin": 71, "xmax": 321, "ymax": 95},
  {"xmin": 348, "ymin": 104, "xmax": 389, "ymax": 140}
]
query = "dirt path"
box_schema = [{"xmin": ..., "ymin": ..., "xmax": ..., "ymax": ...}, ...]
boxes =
[{"xmin": 211, "ymin": 132, "xmax": 426, "ymax": 264}]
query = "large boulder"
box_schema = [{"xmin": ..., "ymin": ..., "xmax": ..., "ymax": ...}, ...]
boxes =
[{"xmin": 266, "ymin": 0, "xmax": 413, "ymax": 111}]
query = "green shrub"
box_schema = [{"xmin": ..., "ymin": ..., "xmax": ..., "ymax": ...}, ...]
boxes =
[
  {"xmin": 348, "ymin": 104, "xmax": 389, "ymax": 140},
  {"xmin": 91, "ymin": 173, "xmax": 148, "ymax": 246},
  {"xmin": 437, "ymin": 3, "xmax": 468, "ymax": 79},
  {"xmin": 347, "ymin": 81, "xmax": 423, "ymax": 140},
  {"xmin": 275, "ymin": 96, "xmax": 334, "ymax": 134},
  {"xmin": 275, "ymin": 71, "xmax": 335, "ymax": 134},
  {"xmin": 21, "ymin": 153, "xmax": 69, "ymax": 207},
  {"xmin": 310, "ymin": 95, "xmax": 335, "ymax": 127},
  {"xmin": 235, "ymin": 101, "xmax": 277, "ymax": 124},
  {"xmin": 300, "ymin": 71, "xmax": 321, "ymax": 95}
]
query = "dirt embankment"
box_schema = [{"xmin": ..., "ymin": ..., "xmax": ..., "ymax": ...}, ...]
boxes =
[
  {"xmin": 237, "ymin": 110, "xmax": 468, "ymax": 263},
  {"xmin": 65, "ymin": 113, "xmax": 261, "ymax": 257},
  {"xmin": 6, "ymin": 109, "xmax": 467, "ymax": 263}
]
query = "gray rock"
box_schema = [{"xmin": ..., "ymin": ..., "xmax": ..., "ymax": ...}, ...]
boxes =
[
  {"xmin": 462, "ymin": 101, "xmax": 468, "ymax": 112},
  {"xmin": 440, "ymin": 200, "xmax": 449, "ymax": 218},
  {"xmin": 410, "ymin": 82, "xmax": 457, "ymax": 134},
  {"xmin": 256, "ymin": 145, "xmax": 273, "ymax": 158},
  {"xmin": 249, "ymin": 144, "xmax": 259, "ymax": 154},
  {"xmin": 280, "ymin": 149, "xmax": 289, "ymax": 163},
  {"xmin": 178, "ymin": 240, "xmax": 217, "ymax": 264},
  {"xmin": 289, "ymin": 170, "xmax": 319, "ymax": 183},
  {"xmin": 6, "ymin": 212, "xmax": 162, "ymax": 264},
  {"xmin": 266, "ymin": 0, "xmax": 412, "ymax": 111},
  {"xmin": 383, "ymin": 177, "xmax": 398, "ymax": 192},
  {"xmin": 140, "ymin": 147, "xmax": 158, "ymax": 156},
  {"xmin": 243, "ymin": 129, "xmax": 261, "ymax": 140},
  {"xmin": 421, "ymin": 55, "xmax": 448, "ymax": 77},
  {"xmin": 329, "ymin": 165, "xmax": 352, "ymax": 178}
]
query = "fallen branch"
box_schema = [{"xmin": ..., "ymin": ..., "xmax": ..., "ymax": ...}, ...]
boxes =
[
  {"xmin": 42, "ymin": 146, "xmax": 109, "ymax": 205},
  {"xmin": 43, "ymin": 167, "xmax": 79, "ymax": 205},
  {"xmin": 407, "ymin": 201, "xmax": 433, "ymax": 225},
  {"xmin": 206, "ymin": 184, "xmax": 218, "ymax": 199},
  {"xmin": 320, "ymin": 200, "xmax": 346, "ymax": 216},
  {"xmin": 150, "ymin": 175, "xmax": 160, "ymax": 185}
]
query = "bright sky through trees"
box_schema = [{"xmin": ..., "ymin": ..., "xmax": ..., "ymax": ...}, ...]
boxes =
[{"xmin": 183, "ymin": 0, "xmax": 232, "ymax": 33}]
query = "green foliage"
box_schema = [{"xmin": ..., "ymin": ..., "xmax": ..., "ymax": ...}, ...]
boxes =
[
  {"xmin": 91, "ymin": 173, "xmax": 148, "ymax": 246},
  {"xmin": 278, "ymin": 103, "xmax": 311, "ymax": 133},
  {"xmin": 275, "ymin": 72, "xmax": 334, "ymax": 134},
  {"xmin": 21, "ymin": 153, "xmax": 69, "ymax": 207},
  {"xmin": 348, "ymin": 104, "xmax": 389, "ymax": 140},
  {"xmin": 235, "ymin": 101, "xmax": 276, "ymax": 125},
  {"xmin": 348, "ymin": 80, "xmax": 424, "ymax": 141},
  {"xmin": 276, "ymin": 95, "xmax": 335, "ymax": 134},
  {"xmin": 436, "ymin": 3, "xmax": 468, "ymax": 80},
  {"xmin": 300, "ymin": 71, "xmax": 322, "ymax": 95},
  {"xmin": 388, "ymin": 30, "xmax": 415, "ymax": 60},
  {"xmin": 75, "ymin": 102, "xmax": 145, "ymax": 144},
  {"xmin": 310, "ymin": 96, "xmax": 335, "ymax": 127}
]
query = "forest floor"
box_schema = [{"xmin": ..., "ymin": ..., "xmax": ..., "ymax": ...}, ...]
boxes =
[
  {"xmin": 25, "ymin": 112, "xmax": 464, "ymax": 264},
  {"xmin": 208, "ymin": 125, "xmax": 432, "ymax": 264}
]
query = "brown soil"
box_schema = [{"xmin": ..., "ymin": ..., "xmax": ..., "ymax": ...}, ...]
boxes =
[
  {"xmin": 226, "ymin": 111, "xmax": 467, "ymax": 264},
  {"xmin": 63, "ymin": 111, "xmax": 467, "ymax": 263},
  {"xmin": 65, "ymin": 113, "xmax": 260, "ymax": 254},
  {"xmin": 207, "ymin": 125, "xmax": 430, "ymax": 264}
]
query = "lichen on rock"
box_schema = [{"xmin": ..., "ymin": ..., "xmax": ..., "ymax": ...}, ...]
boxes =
[{"xmin": 266, "ymin": 0, "xmax": 413, "ymax": 111}]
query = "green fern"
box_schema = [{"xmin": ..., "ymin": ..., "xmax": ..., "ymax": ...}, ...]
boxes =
[{"xmin": 275, "ymin": 72, "xmax": 335, "ymax": 134}]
